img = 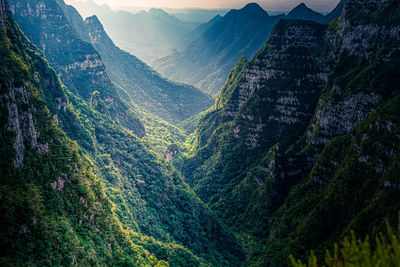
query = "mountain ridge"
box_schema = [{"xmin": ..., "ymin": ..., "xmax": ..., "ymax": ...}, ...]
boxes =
[
  {"xmin": 176, "ymin": 0, "xmax": 400, "ymax": 265},
  {"xmin": 2, "ymin": 0, "xmax": 399, "ymax": 266},
  {"xmin": 0, "ymin": 1, "xmax": 168, "ymax": 264},
  {"xmin": 154, "ymin": 1, "xmax": 342, "ymax": 96},
  {"xmin": 154, "ymin": 2, "xmax": 283, "ymax": 96}
]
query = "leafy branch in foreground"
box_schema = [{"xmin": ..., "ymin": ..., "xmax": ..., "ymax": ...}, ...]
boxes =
[{"xmin": 290, "ymin": 223, "xmax": 400, "ymax": 267}]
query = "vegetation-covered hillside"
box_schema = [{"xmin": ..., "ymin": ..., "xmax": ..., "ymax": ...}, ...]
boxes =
[
  {"xmin": 0, "ymin": 2, "xmax": 166, "ymax": 265},
  {"xmin": 10, "ymin": 0, "xmax": 145, "ymax": 138},
  {"xmin": 4, "ymin": 0, "xmax": 244, "ymax": 265},
  {"xmin": 178, "ymin": 0, "xmax": 400, "ymax": 265},
  {"xmin": 1, "ymin": 0, "xmax": 399, "ymax": 266}
]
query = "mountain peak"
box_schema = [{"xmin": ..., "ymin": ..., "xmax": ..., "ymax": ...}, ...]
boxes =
[
  {"xmin": 241, "ymin": 2, "xmax": 266, "ymax": 13},
  {"xmin": 286, "ymin": 2, "xmax": 324, "ymax": 21},
  {"xmin": 230, "ymin": 2, "xmax": 268, "ymax": 17},
  {"xmin": 85, "ymin": 15, "xmax": 101, "ymax": 25},
  {"xmin": 292, "ymin": 2, "xmax": 311, "ymax": 12},
  {"xmin": 298, "ymin": 3, "xmax": 307, "ymax": 8}
]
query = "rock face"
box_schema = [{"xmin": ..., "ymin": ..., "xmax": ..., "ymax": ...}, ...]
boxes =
[
  {"xmin": 9, "ymin": 0, "xmax": 108, "ymax": 97},
  {"xmin": 181, "ymin": 0, "xmax": 400, "ymax": 265},
  {"xmin": 306, "ymin": 0, "xmax": 400, "ymax": 153},
  {"xmin": 0, "ymin": 0, "xmax": 7, "ymax": 20},
  {"xmin": 9, "ymin": 0, "xmax": 145, "ymax": 137},
  {"xmin": 164, "ymin": 144, "xmax": 179, "ymax": 162},
  {"xmin": 1, "ymin": 83, "xmax": 49, "ymax": 167},
  {"xmin": 183, "ymin": 19, "xmax": 329, "ymax": 201}
]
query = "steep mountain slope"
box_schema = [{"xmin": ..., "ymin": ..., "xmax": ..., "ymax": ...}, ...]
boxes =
[
  {"xmin": 178, "ymin": 14, "xmax": 222, "ymax": 50},
  {"xmin": 285, "ymin": 3, "xmax": 324, "ymax": 22},
  {"xmin": 66, "ymin": 0, "xmax": 199, "ymax": 63},
  {"xmin": 9, "ymin": 0, "xmax": 145, "ymax": 137},
  {"xmin": 178, "ymin": 0, "xmax": 400, "ymax": 265},
  {"xmin": 57, "ymin": 0, "xmax": 193, "ymax": 152},
  {"xmin": 155, "ymin": 3, "xmax": 284, "ymax": 96},
  {"xmin": 63, "ymin": 9, "xmax": 212, "ymax": 125},
  {"xmin": 7, "ymin": 0, "xmax": 245, "ymax": 264},
  {"xmin": 0, "ymin": 2, "xmax": 165, "ymax": 265},
  {"xmin": 181, "ymin": 19, "xmax": 329, "ymax": 202}
]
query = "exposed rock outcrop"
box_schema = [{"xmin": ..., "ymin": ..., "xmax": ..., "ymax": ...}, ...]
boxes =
[
  {"xmin": 164, "ymin": 144, "xmax": 179, "ymax": 162},
  {"xmin": 1, "ymin": 82, "xmax": 48, "ymax": 167}
]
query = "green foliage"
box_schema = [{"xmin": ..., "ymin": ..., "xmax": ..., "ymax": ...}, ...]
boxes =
[
  {"xmin": 0, "ymin": 13, "xmax": 166, "ymax": 266},
  {"xmin": 131, "ymin": 232, "xmax": 211, "ymax": 267},
  {"xmin": 215, "ymin": 55, "xmax": 248, "ymax": 109},
  {"xmin": 1, "ymin": 3, "xmax": 243, "ymax": 266},
  {"xmin": 290, "ymin": 224, "xmax": 400, "ymax": 267},
  {"xmin": 178, "ymin": 1, "xmax": 400, "ymax": 266},
  {"xmin": 114, "ymin": 82, "xmax": 188, "ymax": 156}
]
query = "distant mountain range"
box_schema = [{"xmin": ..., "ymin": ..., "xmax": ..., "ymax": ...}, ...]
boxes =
[
  {"xmin": 65, "ymin": 1, "xmax": 343, "ymax": 96},
  {"xmin": 66, "ymin": 0, "xmax": 201, "ymax": 63},
  {"xmin": 160, "ymin": 7, "xmax": 230, "ymax": 23},
  {"xmin": 154, "ymin": 3, "xmax": 282, "ymax": 96},
  {"xmin": 154, "ymin": 1, "xmax": 344, "ymax": 96},
  {"xmin": 154, "ymin": 2, "xmax": 344, "ymax": 96}
]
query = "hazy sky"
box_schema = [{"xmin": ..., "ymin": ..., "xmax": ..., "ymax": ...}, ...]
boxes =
[{"xmin": 81, "ymin": 0, "xmax": 341, "ymax": 12}]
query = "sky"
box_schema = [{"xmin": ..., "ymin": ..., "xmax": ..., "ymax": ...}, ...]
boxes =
[{"xmin": 79, "ymin": 0, "xmax": 341, "ymax": 12}]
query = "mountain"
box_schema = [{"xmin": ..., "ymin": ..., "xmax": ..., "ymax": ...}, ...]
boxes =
[
  {"xmin": 0, "ymin": 1, "xmax": 167, "ymax": 265},
  {"xmin": 285, "ymin": 2, "xmax": 325, "ymax": 22},
  {"xmin": 177, "ymin": 0, "xmax": 400, "ymax": 265},
  {"xmin": 7, "ymin": 0, "xmax": 244, "ymax": 265},
  {"xmin": 154, "ymin": 2, "xmax": 345, "ymax": 97},
  {"xmin": 58, "ymin": 5, "xmax": 213, "ymax": 125},
  {"xmin": 3, "ymin": 0, "xmax": 399, "ymax": 265},
  {"xmin": 155, "ymin": 3, "xmax": 284, "ymax": 96},
  {"xmin": 9, "ymin": 0, "xmax": 145, "ymax": 138},
  {"xmin": 66, "ymin": 0, "xmax": 200, "ymax": 64}
]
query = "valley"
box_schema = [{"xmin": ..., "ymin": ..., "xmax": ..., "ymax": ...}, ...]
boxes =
[{"xmin": 0, "ymin": 0, "xmax": 399, "ymax": 266}]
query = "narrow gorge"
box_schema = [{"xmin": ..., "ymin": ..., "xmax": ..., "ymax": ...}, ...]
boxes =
[{"xmin": 0, "ymin": 0, "xmax": 399, "ymax": 266}]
